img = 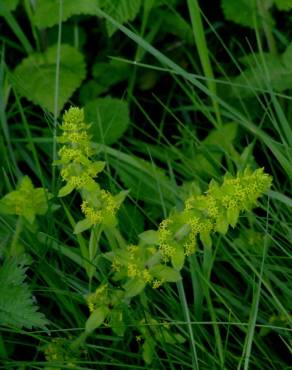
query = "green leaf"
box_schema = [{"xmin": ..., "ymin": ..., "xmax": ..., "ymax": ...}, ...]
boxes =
[
  {"xmin": 13, "ymin": 44, "xmax": 86, "ymax": 113},
  {"xmin": 274, "ymin": 0, "xmax": 292, "ymax": 10},
  {"xmin": 221, "ymin": 44, "xmax": 292, "ymax": 98},
  {"xmin": 123, "ymin": 278, "xmax": 146, "ymax": 298},
  {"xmin": 190, "ymin": 123, "xmax": 238, "ymax": 177},
  {"xmin": 92, "ymin": 60, "xmax": 131, "ymax": 93},
  {"xmin": 171, "ymin": 245, "xmax": 185, "ymax": 271},
  {"xmin": 110, "ymin": 154, "xmax": 176, "ymax": 208},
  {"xmin": 2, "ymin": 0, "xmax": 19, "ymax": 11},
  {"xmin": 33, "ymin": 0, "xmax": 98, "ymax": 28},
  {"xmin": 84, "ymin": 97, "xmax": 130, "ymax": 145},
  {"xmin": 0, "ymin": 176, "xmax": 51, "ymax": 224},
  {"xmin": 99, "ymin": 0, "xmax": 142, "ymax": 36},
  {"xmin": 58, "ymin": 182, "xmax": 75, "ymax": 197},
  {"xmin": 149, "ymin": 264, "xmax": 181, "ymax": 282},
  {"xmin": 0, "ymin": 258, "xmax": 48, "ymax": 329},
  {"xmin": 74, "ymin": 218, "xmax": 93, "ymax": 234},
  {"xmin": 142, "ymin": 339, "xmax": 154, "ymax": 364},
  {"xmin": 215, "ymin": 213, "xmax": 229, "ymax": 235},
  {"xmin": 85, "ymin": 306, "xmax": 109, "ymax": 333},
  {"xmin": 199, "ymin": 231, "xmax": 212, "ymax": 248},
  {"xmin": 119, "ymin": 203, "xmax": 145, "ymax": 240},
  {"xmin": 153, "ymin": 8, "xmax": 194, "ymax": 44},
  {"xmin": 227, "ymin": 207, "xmax": 240, "ymax": 228},
  {"xmin": 221, "ymin": 0, "xmax": 258, "ymax": 28},
  {"xmin": 138, "ymin": 230, "xmax": 159, "ymax": 245},
  {"xmin": 109, "ymin": 309, "xmax": 126, "ymax": 336}
]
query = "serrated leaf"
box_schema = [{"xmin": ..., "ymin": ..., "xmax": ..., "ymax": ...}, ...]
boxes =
[
  {"xmin": 100, "ymin": 0, "xmax": 142, "ymax": 36},
  {"xmin": 33, "ymin": 0, "xmax": 98, "ymax": 29},
  {"xmin": 123, "ymin": 278, "xmax": 146, "ymax": 298},
  {"xmin": 13, "ymin": 44, "xmax": 86, "ymax": 113},
  {"xmin": 84, "ymin": 97, "xmax": 130, "ymax": 145},
  {"xmin": 149, "ymin": 264, "xmax": 181, "ymax": 282},
  {"xmin": 85, "ymin": 306, "xmax": 109, "ymax": 333},
  {"xmin": 0, "ymin": 258, "xmax": 48, "ymax": 329}
]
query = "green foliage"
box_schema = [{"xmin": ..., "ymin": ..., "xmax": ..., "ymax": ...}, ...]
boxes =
[
  {"xmin": 1, "ymin": 0, "xmax": 291, "ymax": 368},
  {"xmin": 2, "ymin": 0, "xmax": 19, "ymax": 11},
  {"xmin": 112, "ymin": 154, "xmax": 176, "ymax": 208},
  {"xmin": 99, "ymin": 0, "xmax": 142, "ymax": 36},
  {"xmin": 274, "ymin": 0, "xmax": 292, "ymax": 10},
  {"xmin": 84, "ymin": 97, "xmax": 130, "ymax": 145},
  {"xmin": 158, "ymin": 168, "xmax": 272, "ymax": 263},
  {"xmin": 0, "ymin": 257, "xmax": 48, "ymax": 329},
  {"xmin": 190, "ymin": 123, "xmax": 238, "ymax": 177},
  {"xmin": 13, "ymin": 44, "xmax": 86, "ymax": 113},
  {"xmin": 221, "ymin": 0, "xmax": 258, "ymax": 28},
  {"xmin": 221, "ymin": 44, "xmax": 292, "ymax": 98},
  {"xmin": 32, "ymin": 0, "xmax": 98, "ymax": 28},
  {"xmin": 0, "ymin": 176, "xmax": 51, "ymax": 224}
]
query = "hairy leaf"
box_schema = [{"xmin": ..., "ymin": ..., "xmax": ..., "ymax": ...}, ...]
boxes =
[
  {"xmin": 99, "ymin": 0, "xmax": 142, "ymax": 36},
  {"xmin": 33, "ymin": 0, "xmax": 98, "ymax": 28},
  {"xmin": 13, "ymin": 44, "xmax": 86, "ymax": 113},
  {"xmin": 0, "ymin": 258, "xmax": 48, "ymax": 329}
]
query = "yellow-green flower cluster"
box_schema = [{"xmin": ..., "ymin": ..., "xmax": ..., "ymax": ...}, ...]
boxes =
[
  {"xmin": 86, "ymin": 284, "xmax": 124, "ymax": 318},
  {"xmin": 81, "ymin": 189, "xmax": 120, "ymax": 226},
  {"xmin": 87, "ymin": 284, "xmax": 109, "ymax": 313},
  {"xmin": 44, "ymin": 337, "xmax": 77, "ymax": 368},
  {"xmin": 158, "ymin": 168, "xmax": 272, "ymax": 260},
  {"xmin": 0, "ymin": 176, "xmax": 51, "ymax": 224},
  {"xmin": 110, "ymin": 244, "xmax": 164, "ymax": 289},
  {"xmin": 57, "ymin": 107, "xmax": 105, "ymax": 194}
]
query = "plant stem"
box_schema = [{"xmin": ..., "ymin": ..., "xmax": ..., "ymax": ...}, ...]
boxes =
[
  {"xmin": 177, "ymin": 279, "xmax": 199, "ymax": 370},
  {"xmin": 10, "ymin": 217, "xmax": 23, "ymax": 257},
  {"xmin": 203, "ymin": 244, "xmax": 224, "ymax": 366},
  {"xmin": 257, "ymin": 0, "xmax": 277, "ymax": 55}
]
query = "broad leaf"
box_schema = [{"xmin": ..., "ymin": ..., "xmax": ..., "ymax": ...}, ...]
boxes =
[
  {"xmin": 123, "ymin": 278, "xmax": 146, "ymax": 298},
  {"xmin": 99, "ymin": 0, "xmax": 142, "ymax": 36},
  {"xmin": 149, "ymin": 264, "xmax": 181, "ymax": 282},
  {"xmin": 221, "ymin": 44, "xmax": 292, "ymax": 98},
  {"xmin": 13, "ymin": 44, "xmax": 86, "ymax": 113},
  {"xmin": 74, "ymin": 218, "xmax": 93, "ymax": 234},
  {"xmin": 33, "ymin": 0, "xmax": 98, "ymax": 28},
  {"xmin": 85, "ymin": 97, "xmax": 130, "ymax": 145},
  {"xmin": 85, "ymin": 306, "xmax": 109, "ymax": 333}
]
